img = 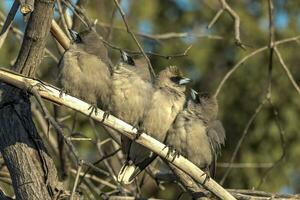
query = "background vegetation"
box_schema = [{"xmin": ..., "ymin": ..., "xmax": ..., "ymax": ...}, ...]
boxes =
[{"xmin": 0, "ymin": 0, "xmax": 299, "ymax": 199}]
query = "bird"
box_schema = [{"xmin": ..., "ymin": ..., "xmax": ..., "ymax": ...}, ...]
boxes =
[
  {"xmin": 58, "ymin": 28, "xmax": 111, "ymax": 111},
  {"xmin": 110, "ymin": 51, "xmax": 154, "ymax": 157},
  {"xmin": 57, "ymin": 28, "xmax": 112, "ymax": 179},
  {"xmin": 165, "ymin": 89, "xmax": 226, "ymax": 178},
  {"xmin": 117, "ymin": 66, "xmax": 191, "ymax": 184}
]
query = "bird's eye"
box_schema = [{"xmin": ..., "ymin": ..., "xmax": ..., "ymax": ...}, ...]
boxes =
[{"xmin": 170, "ymin": 76, "xmax": 182, "ymax": 83}]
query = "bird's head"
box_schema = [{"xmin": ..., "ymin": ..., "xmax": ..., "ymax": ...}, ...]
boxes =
[
  {"xmin": 189, "ymin": 89, "xmax": 218, "ymax": 120},
  {"xmin": 156, "ymin": 66, "xmax": 191, "ymax": 92}
]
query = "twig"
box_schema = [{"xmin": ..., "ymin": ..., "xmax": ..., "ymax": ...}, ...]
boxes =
[
  {"xmin": 217, "ymin": 162, "xmax": 274, "ymax": 168},
  {"xmin": 214, "ymin": 34, "xmax": 300, "ymax": 97},
  {"xmin": 29, "ymin": 84, "xmax": 110, "ymax": 178},
  {"xmin": 56, "ymin": 0, "xmax": 71, "ymax": 39},
  {"xmin": 50, "ymin": 15, "xmax": 190, "ymax": 60},
  {"xmin": 70, "ymin": 169, "xmax": 121, "ymax": 191},
  {"xmin": 256, "ymin": 1, "xmax": 286, "ymax": 189},
  {"xmin": 70, "ymin": 161, "xmax": 83, "ymax": 200},
  {"xmin": 220, "ymin": 99, "xmax": 266, "ymax": 185},
  {"xmin": 105, "ymin": 5, "xmax": 117, "ymax": 41},
  {"xmin": 108, "ymin": 197, "xmax": 163, "ymax": 200},
  {"xmin": 71, "ymin": 0, "xmax": 88, "ymax": 31},
  {"xmin": 266, "ymin": 0, "xmax": 275, "ymax": 97},
  {"xmin": 208, "ymin": 0, "xmax": 244, "ymax": 48},
  {"xmin": 207, "ymin": 8, "xmax": 224, "ymax": 29},
  {"xmin": 50, "ymin": 19, "xmax": 70, "ymax": 50},
  {"xmin": 145, "ymin": 45, "xmax": 193, "ymax": 60},
  {"xmin": 61, "ymin": 0, "xmax": 90, "ymax": 28},
  {"xmin": 98, "ymin": 36, "xmax": 192, "ymax": 60},
  {"xmin": 228, "ymin": 188, "xmax": 296, "ymax": 200},
  {"xmin": 0, "ymin": 68, "xmax": 236, "ymax": 200},
  {"xmin": 31, "ymin": 102, "xmax": 59, "ymax": 157},
  {"xmin": 256, "ymin": 99, "xmax": 286, "ymax": 188},
  {"xmin": 0, "ymin": 0, "xmax": 19, "ymax": 49},
  {"xmin": 0, "ymin": 16, "xmax": 59, "ymax": 62},
  {"xmin": 274, "ymin": 47, "xmax": 300, "ymax": 95},
  {"xmin": 113, "ymin": 0, "xmax": 156, "ymax": 76},
  {"xmin": 77, "ymin": 119, "xmax": 121, "ymax": 189},
  {"xmin": 97, "ymin": 21, "xmax": 223, "ymax": 41}
]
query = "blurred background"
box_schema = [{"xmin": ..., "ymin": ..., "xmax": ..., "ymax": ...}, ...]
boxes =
[{"xmin": 0, "ymin": 0, "xmax": 300, "ymax": 199}]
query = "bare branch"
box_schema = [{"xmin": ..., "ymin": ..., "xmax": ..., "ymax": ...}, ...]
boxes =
[
  {"xmin": 220, "ymin": 99, "xmax": 266, "ymax": 185},
  {"xmin": 50, "ymin": 20, "xmax": 70, "ymax": 50},
  {"xmin": 256, "ymin": 99, "xmax": 286, "ymax": 189},
  {"xmin": 217, "ymin": 162, "xmax": 274, "ymax": 168},
  {"xmin": 57, "ymin": 0, "xmax": 71, "ymax": 39},
  {"xmin": 274, "ymin": 47, "xmax": 300, "ymax": 95},
  {"xmin": 208, "ymin": 0, "xmax": 244, "ymax": 48},
  {"xmin": 214, "ymin": 35, "xmax": 300, "ymax": 97},
  {"xmin": 0, "ymin": 0, "xmax": 19, "ymax": 49},
  {"xmin": 70, "ymin": 161, "xmax": 83, "ymax": 200},
  {"xmin": 97, "ymin": 21, "xmax": 223, "ymax": 41}
]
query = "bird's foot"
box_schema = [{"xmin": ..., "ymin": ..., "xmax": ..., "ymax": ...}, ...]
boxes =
[
  {"xmin": 132, "ymin": 121, "xmax": 142, "ymax": 131},
  {"xmin": 201, "ymin": 172, "xmax": 210, "ymax": 184},
  {"xmin": 134, "ymin": 127, "xmax": 144, "ymax": 140},
  {"xmin": 165, "ymin": 145, "xmax": 180, "ymax": 162},
  {"xmin": 88, "ymin": 104, "xmax": 98, "ymax": 116},
  {"xmin": 59, "ymin": 88, "xmax": 67, "ymax": 98},
  {"xmin": 26, "ymin": 82, "xmax": 49, "ymax": 95},
  {"xmin": 102, "ymin": 110, "xmax": 110, "ymax": 122}
]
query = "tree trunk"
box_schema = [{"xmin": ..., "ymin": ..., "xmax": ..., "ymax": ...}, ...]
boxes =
[{"xmin": 0, "ymin": 0, "xmax": 63, "ymax": 199}]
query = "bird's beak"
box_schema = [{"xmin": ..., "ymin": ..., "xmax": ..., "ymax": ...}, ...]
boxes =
[
  {"xmin": 190, "ymin": 89, "xmax": 198, "ymax": 100},
  {"xmin": 179, "ymin": 77, "xmax": 191, "ymax": 85},
  {"xmin": 120, "ymin": 50, "xmax": 128, "ymax": 62},
  {"xmin": 68, "ymin": 29, "xmax": 80, "ymax": 42}
]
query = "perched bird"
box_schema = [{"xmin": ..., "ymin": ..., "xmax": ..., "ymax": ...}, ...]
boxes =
[
  {"xmin": 166, "ymin": 89, "xmax": 226, "ymax": 178},
  {"xmin": 57, "ymin": 28, "xmax": 112, "ymax": 179},
  {"xmin": 110, "ymin": 51, "xmax": 154, "ymax": 157},
  {"xmin": 58, "ymin": 28, "xmax": 111, "ymax": 110},
  {"xmin": 118, "ymin": 66, "xmax": 191, "ymax": 184}
]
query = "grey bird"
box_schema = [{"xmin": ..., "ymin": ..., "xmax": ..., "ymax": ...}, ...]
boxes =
[
  {"xmin": 118, "ymin": 66, "xmax": 191, "ymax": 184},
  {"xmin": 58, "ymin": 28, "xmax": 111, "ymax": 110},
  {"xmin": 166, "ymin": 89, "xmax": 226, "ymax": 178},
  {"xmin": 110, "ymin": 51, "xmax": 154, "ymax": 157},
  {"xmin": 57, "ymin": 28, "xmax": 112, "ymax": 180}
]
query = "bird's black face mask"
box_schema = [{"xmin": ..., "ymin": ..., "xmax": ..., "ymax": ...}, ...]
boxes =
[
  {"xmin": 69, "ymin": 29, "xmax": 82, "ymax": 43},
  {"xmin": 121, "ymin": 51, "xmax": 135, "ymax": 66},
  {"xmin": 170, "ymin": 76, "xmax": 191, "ymax": 86}
]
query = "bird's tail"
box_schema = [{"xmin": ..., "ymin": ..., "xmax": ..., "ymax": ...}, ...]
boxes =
[
  {"xmin": 117, "ymin": 163, "xmax": 141, "ymax": 184},
  {"xmin": 118, "ymin": 155, "xmax": 158, "ymax": 184}
]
